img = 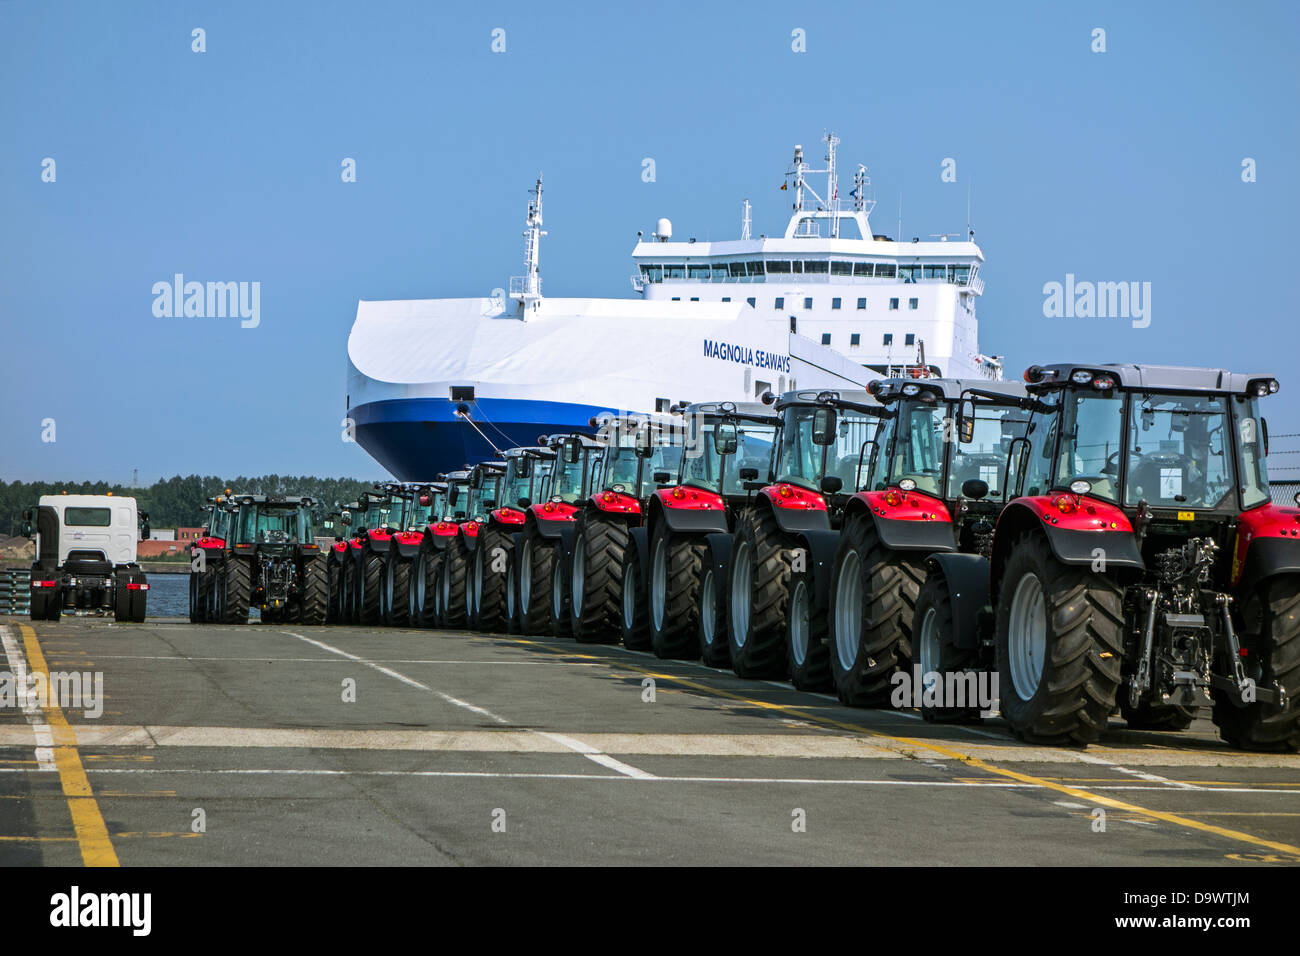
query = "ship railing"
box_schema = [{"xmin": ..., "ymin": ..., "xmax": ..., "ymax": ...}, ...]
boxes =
[{"xmin": 509, "ymin": 275, "xmax": 542, "ymax": 298}]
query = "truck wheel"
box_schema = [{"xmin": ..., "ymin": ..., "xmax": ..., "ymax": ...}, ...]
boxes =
[
  {"xmin": 549, "ymin": 542, "xmax": 572, "ymax": 638},
  {"xmin": 417, "ymin": 551, "xmax": 442, "ymax": 627},
  {"xmin": 129, "ymin": 576, "xmax": 147, "ymax": 623},
  {"xmin": 1121, "ymin": 700, "xmax": 1196, "ymax": 731},
  {"xmin": 29, "ymin": 587, "xmax": 49, "ymax": 621},
  {"xmin": 727, "ymin": 507, "xmax": 793, "ymax": 679},
  {"xmin": 828, "ymin": 514, "xmax": 922, "ymax": 706},
  {"xmin": 572, "ymin": 515, "xmax": 626, "ymax": 644},
  {"xmin": 440, "ymin": 541, "xmax": 469, "ymax": 629},
  {"xmin": 358, "ymin": 551, "xmax": 383, "ymax": 625},
  {"xmin": 697, "ymin": 564, "xmax": 729, "ymax": 667},
  {"xmin": 385, "ymin": 556, "xmax": 411, "ymax": 627},
  {"xmin": 915, "ymin": 572, "xmax": 983, "ymax": 722},
  {"xmin": 650, "ymin": 524, "xmax": 705, "ymax": 659},
  {"xmin": 519, "ymin": 525, "xmax": 553, "ymax": 636},
  {"xmin": 476, "ymin": 527, "xmax": 511, "ymax": 633},
  {"xmin": 222, "ymin": 558, "xmax": 251, "ymax": 625},
  {"xmin": 325, "ymin": 559, "xmax": 340, "ymax": 624},
  {"xmin": 996, "ymin": 532, "xmax": 1123, "ymax": 745},
  {"xmin": 114, "ymin": 572, "xmax": 132, "ymax": 621},
  {"xmin": 1213, "ymin": 575, "xmax": 1300, "ymax": 751},
  {"xmin": 300, "ymin": 558, "xmax": 328, "ymax": 626},
  {"xmin": 787, "ymin": 574, "xmax": 831, "ymax": 691},
  {"xmin": 620, "ymin": 543, "xmax": 651, "ymax": 649}
]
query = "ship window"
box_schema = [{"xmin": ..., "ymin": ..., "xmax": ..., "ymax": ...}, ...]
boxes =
[
  {"xmin": 643, "ymin": 265, "xmax": 662, "ymax": 282},
  {"xmin": 832, "ymin": 297, "xmax": 842, "ymax": 310},
  {"xmin": 790, "ymin": 260, "xmax": 803, "ymax": 273},
  {"xmin": 831, "ymin": 261, "xmax": 853, "ymax": 276},
  {"xmin": 688, "ymin": 265, "xmax": 710, "ymax": 279},
  {"xmin": 690, "ymin": 297, "xmax": 699, "ymax": 301},
  {"xmin": 909, "ymin": 298, "xmax": 919, "ymax": 309},
  {"xmin": 746, "ymin": 261, "xmax": 765, "ymax": 276},
  {"xmin": 924, "ymin": 265, "xmax": 947, "ymax": 280},
  {"xmin": 804, "ymin": 260, "xmax": 829, "ymax": 274},
  {"xmin": 713, "ymin": 264, "xmax": 731, "ymax": 281},
  {"xmin": 857, "ymin": 297, "xmax": 866, "ymax": 309},
  {"xmin": 952, "ymin": 265, "xmax": 970, "ymax": 284},
  {"xmin": 850, "ymin": 333, "xmax": 861, "ymax": 347},
  {"xmin": 722, "ymin": 296, "xmax": 731, "ymax": 302},
  {"xmin": 664, "ymin": 264, "xmax": 685, "ymax": 279},
  {"xmin": 747, "ymin": 297, "xmax": 756, "ymax": 308},
  {"xmin": 803, "ymin": 297, "xmax": 813, "ymax": 309},
  {"xmin": 655, "ymin": 398, "xmax": 670, "ymax": 413},
  {"xmin": 875, "ymin": 263, "xmax": 896, "ymax": 278},
  {"xmin": 775, "ymin": 297, "xmax": 784, "ymax": 309},
  {"xmin": 728, "ymin": 262, "xmax": 747, "ymax": 278},
  {"xmin": 899, "ymin": 265, "xmax": 920, "ymax": 283},
  {"xmin": 853, "ymin": 262, "xmax": 874, "ymax": 276},
  {"xmin": 671, "ymin": 296, "xmax": 681, "ymax": 301},
  {"xmin": 889, "ymin": 298, "xmax": 899, "ymax": 310},
  {"xmin": 883, "ymin": 333, "xmax": 893, "ymax": 345},
  {"xmin": 766, "ymin": 260, "xmax": 791, "ymax": 274},
  {"xmin": 821, "ymin": 333, "xmax": 832, "ymax": 345},
  {"xmin": 790, "ymin": 317, "xmax": 797, "ymax": 333},
  {"xmin": 905, "ymin": 333, "xmax": 915, "ymax": 346}
]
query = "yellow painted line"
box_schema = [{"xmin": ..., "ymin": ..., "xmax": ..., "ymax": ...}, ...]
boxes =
[
  {"xmin": 512, "ymin": 637, "xmax": 1300, "ymax": 860},
  {"xmin": 20, "ymin": 624, "xmax": 119, "ymax": 867}
]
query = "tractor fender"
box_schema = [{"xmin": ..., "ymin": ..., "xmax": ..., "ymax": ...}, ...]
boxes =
[
  {"xmin": 462, "ymin": 534, "xmax": 479, "ymax": 554},
  {"xmin": 923, "ymin": 553, "xmax": 992, "ymax": 651},
  {"xmin": 845, "ymin": 492, "xmax": 958, "ymax": 553},
  {"xmin": 529, "ymin": 515, "xmax": 571, "ymax": 540},
  {"xmin": 509, "ymin": 531, "xmax": 525, "ymax": 554},
  {"xmin": 393, "ymin": 539, "xmax": 422, "ymax": 559},
  {"xmin": 787, "ymin": 528, "xmax": 841, "ymax": 611},
  {"xmin": 1232, "ymin": 503, "xmax": 1300, "ymax": 590},
  {"xmin": 755, "ymin": 488, "xmax": 832, "ymax": 535},
  {"xmin": 365, "ymin": 536, "xmax": 392, "ymax": 554},
  {"xmin": 649, "ymin": 488, "xmax": 728, "ymax": 534},
  {"xmin": 628, "ymin": 525, "xmax": 650, "ymax": 586}
]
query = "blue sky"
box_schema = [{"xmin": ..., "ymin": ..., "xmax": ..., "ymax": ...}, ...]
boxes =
[{"xmin": 2, "ymin": 0, "xmax": 1298, "ymax": 482}]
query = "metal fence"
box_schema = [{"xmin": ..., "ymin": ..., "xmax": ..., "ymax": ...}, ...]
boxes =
[{"xmin": 0, "ymin": 568, "xmax": 31, "ymax": 615}]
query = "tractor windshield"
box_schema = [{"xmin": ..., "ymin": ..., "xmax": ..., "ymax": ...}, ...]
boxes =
[
  {"xmin": 1125, "ymin": 392, "xmax": 1234, "ymax": 510},
  {"xmin": 601, "ymin": 443, "xmax": 643, "ymax": 491},
  {"xmin": 681, "ymin": 420, "xmax": 776, "ymax": 495},
  {"xmin": 447, "ymin": 482, "xmax": 471, "ymax": 520},
  {"xmin": 1232, "ymin": 395, "xmax": 1271, "ymax": 509},
  {"xmin": 549, "ymin": 451, "xmax": 590, "ymax": 503},
  {"xmin": 950, "ymin": 403, "xmax": 1031, "ymax": 501},
  {"xmin": 1055, "ymin": 392, "xmax": 1125, "ymax": 502},
  {"xmin": 241, "ymin": 505, "xmax": 311, "ymax": 543},
  {"xmin": 776, "ymin": 406, "xmax": 879, "ymax": 492},
  {"xmin": 889, "ymin": 402, "xmax": 947, "ymax": 496},
  {"xmin": 501, "ymin": 458, "xmax": 542, "ymax": 509}
]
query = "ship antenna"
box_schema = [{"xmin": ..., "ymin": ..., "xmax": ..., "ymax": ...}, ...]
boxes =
[
  {"xmin": 510, "ymin": 173, "xmax": 546, "ymax": 318},
  {"xmin": 740, "ymin": 198, "xmax": 752, "ymax": 240},
  {"xmin": 824, "ymin": 131, "xmax": 839, "ymax": 239}
]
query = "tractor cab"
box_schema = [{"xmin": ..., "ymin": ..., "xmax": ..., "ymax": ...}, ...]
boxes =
[
  {"xmin": 674, "ymin": 401, "xmax": 780, "ymax": 504},
  {"xmin": 767, "ymin": 388, "xmax": 884, "ymax": 518}
]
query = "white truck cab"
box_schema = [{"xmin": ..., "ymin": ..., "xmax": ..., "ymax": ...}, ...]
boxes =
[{"xmin": 23, "ymin": 494, "xmax": 150, "ymax": 621}]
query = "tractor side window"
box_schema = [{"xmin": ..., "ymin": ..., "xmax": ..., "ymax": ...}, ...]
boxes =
[
  {"xmin": 1232, "ymin": 396, "xmax": 1270, "ymax": 510},
  {"xmin": 1020, "ymin": 390, "xmax": 1060, "ymax": 497},
  {"xmin": 1055, "ymin": 393, "xmax": 1123, "ymax": 501},
  {"xmin": 890, "ymin": 405, "xmax": 946, "ymax": 495},
  {"xmin": 826, "ymin": 412, "xmax": 878, "ymax": 493},
  {"xmin": 865, "ymin": 414, "xmax": 896, "ymax": 491},
  {"xmin": 948, "ymin": 405, "xmax": 1031, "ymax": 501},
  {"xmin": 1125, "ymin": 393, "xmax": 1233, "ymax": 509}
]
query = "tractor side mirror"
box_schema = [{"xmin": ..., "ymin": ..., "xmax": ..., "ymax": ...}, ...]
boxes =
[
  {"xmin": 341, "ymin": 510, "xmax": 352, "ymax": 526},
  {"xmin": 140, "ymin": 517, "xmax": 151, "ymax": 540},
  {"xmin": 21, "ymin": 520, "xmax": 33, "ymax": 538},
  {"xmin": 820, "ymin": 475, "xmax": 843, "ymax": 494},
  {"xmin": 957, "ymin": 399, "xmax": 975, "ymax": 444},
  {"xmin": 517, "ymin": 458, "xmax": 533, "ymax": 478},
  {"xmin": 635, "ymin": 426, "xmax": 655, "ymax": 459},
  {"xmin": 713, "ymin": 421, "xmax": 738, "ymax": 456},
  {"xmin": 738, "ymin": 467, "xmax": 759, "ymax": 481},
  {"xmin": 812, "ymin": 407, "xmax": 837, "ymax": 446},
  {"xmin": 1262, "ymin": 417, "xmax": 1270, "ymax": 457},
  {"xmin": 653, "ymin": 471, "xmax": 671, "ymax": 484},
  {"xmin": 565, "ymin": 439, "xmax": 582, "ymax": 464}
]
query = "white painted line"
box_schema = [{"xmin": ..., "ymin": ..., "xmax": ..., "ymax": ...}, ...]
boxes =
[
  {"xmin": 0, "ymin": 626, "xmax": 56, "ymax": 772},
  {"xmin": 1065, "ymin": 749, "xmax": 1201, "ymax": 790},
  {"xmin": 87, "ymin": 655, "xmax": 600, "ymax": 666},
  {"xmin": 280, "ymin": 631, "xmax": 659, "ymax": 780}
]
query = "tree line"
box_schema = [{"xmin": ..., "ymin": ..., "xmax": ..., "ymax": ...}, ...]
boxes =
[{"xmin": 0, "ymin": 475, "xmax": 382, "ymax": 536}]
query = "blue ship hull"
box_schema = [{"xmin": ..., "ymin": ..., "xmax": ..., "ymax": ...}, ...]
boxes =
[{"xmin": 351, "ymin": 397, "xmax": 605, "ymax": 479}]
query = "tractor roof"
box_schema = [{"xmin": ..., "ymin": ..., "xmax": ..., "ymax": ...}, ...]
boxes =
[
  {"xmin": 773, "ymin": 388, "xmax": 878, "ymax": 412},
  {"xmin": 1027, "ymin": 363, "xmax": 1279, "ymax": 395},
  {"xmin": 684, "ymin": 400, "xmax": 781, "ymax": 422},
  {"xmin": 505, "ymin": 445, "xmax": 552, "ymax": 459},
  {"xmin": 871, "ymin": 377, "xmax": 1027, "ymax": 403},
  {"xmin": 229, "ymin": 494, "xmax": 315, "ymax": 507},
  {"xmin": 540, "ymin": 432, "xmax": 605, "ymax": 449}
]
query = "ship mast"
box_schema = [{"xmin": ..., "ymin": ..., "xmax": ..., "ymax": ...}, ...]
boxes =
[
  {"xmin": 784, "ymin": 131, "xmax": 872, "ymax": 240},
  {"xmin": 510, "ymin": 173, "xmax": 546, "ymax": 317}
]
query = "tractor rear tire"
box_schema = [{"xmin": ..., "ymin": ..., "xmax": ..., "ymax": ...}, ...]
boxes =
[
  {"xmin": 1213, "ymin": 575, "xmax": 1300, "ymax": 752},
  {"xmin": 787, "ymin": 573, "xmax": 832, "ymax": 691},
  {"xmin": 828, "ymin": 514, "xmax": 923, "ymax": 707},
  {"xmin": 697, "ymin": 564, "xmax": 729, "ymax": 668},
  {"xmin": 915, "ymin": 572, "xmax": 984, "ymax": 722},
  {"xmin": 358, "ymin": 551, "xmax": 383, "ymax": 626},
  {"xmin": 995, "ymin": 532, "xmax": 1124, "ymax": 745},
  {"xmin": 189, "ymin": 572, "xmax": 202, "ymax": 624},
  {"xmin": 222, "ymin": 559, "xmax": 251, "ymax": 625},
  {"xmin": 518, "ymin": 525, "xmax": 553, "ymax": 636},
  {"xmin": 619, "ymin": 542, "xmax": 651, "ymax": 649},
  {"xmin": 325, "ymin": 558, "xmax": 340, "ymax": 625},
  {"xmin": 440, "ymin": 540, "xmax": 469, "ymax": 629},
  {"xmin": 300, "ymin": 558, "xmax": 328, "ymax": 626},
  {"xmin": 476, "ymin": 527, "xmax": 511, "ymax": 633},
  {"xmin": 386, "ymin": 556, "xmax": 411, "ymax": 627},
  {"xmin": 727, "ymin": 507, "xmax": 793, "ymax": 679},
  {"xmin": 549, "ymin": 542, "xmax": 573, "ymax": 639},
  {"xmin": 650, "ymin": 524, "xmax": 706, "ymax": 660},
  {"xmin": 571, "ymin": 514, "xmax": 626, "ymax": 644},
  {"xmin": 415, "ymin": 551, "xmax": 442, "ymax": 628}
]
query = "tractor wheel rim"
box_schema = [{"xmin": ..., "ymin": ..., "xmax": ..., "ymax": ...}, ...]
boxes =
[
  {"xmin": 730, "ymin": 541, "xmax": 752, "ymax": 648},
  {"xmin": 919, "ymin": 606, "xmax": 940, "ymax": 697},
  {"xmin": 572, "ymin": 537, "xmax": 585, "ymax": 615},
  {"xmin": 520, "ymin": 542, "xmax": 532, "ymax": 607},
  {"xmin": 834, "ymin": 550, "xmax": 863, "ymax": 673},
  {"xmin": 1008, "ymin": 572, "xmax": 1047, "ymax": 700},
  {"xmin": 651, "ymin": 537, "xmax": 667, "ymax": 632},
  {"xmin": 790, "ymin": 579, "xmax": 810, "ymax": 666},
  {"xmin": 700, "ymin": 568, "xmax": 716, "ymax": 648},
  {"xmin": 622, "ymin": 558, "xmax": 637, "ymax": 629},
  {"xmin": 507, "ymin": 562, "xmax": 516, "ymax": 620},
  {"xmin": 551, "ymin": 555, "xmax": 563, "ymax": 620},
  {"xmin": 383, "ymin": 564, "xmax": 393, "ymax": 618},
  {"xmin": 473, "ymin": 550, "xmax": 483, "ymax": 612},
  {"xmin": 465, "ymin": 554, "xmax": 474, "ymax": 619}
]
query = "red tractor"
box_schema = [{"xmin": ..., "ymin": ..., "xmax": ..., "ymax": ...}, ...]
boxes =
[
  {"xmin": 339, "ymin": 489, "xmax": 401, "ymax": 626},
  {"xmin": 826, "ymin": 377, "xmax": 1031, "ymax": 712},
  {"xmin": 514, "ymin": 433, "xmax": 605, "ymax": 636},
  {"xmin": 920, "ymin": 363, "xmax": 1300, "ymax": 750},
  {"xmin": 436, "ymin": 461, "xmax": 507, "ymax": 630},
  {"xmin": 642, "ymin": 402, "xmax": 780, "ymax": 662},
  {"xmin": 566, "ymin": 414, "xmax": 685, "ymax": 645},
  {"xmin": 411, "ymin": 473, "xmax": 469, "ymax": 627},
  {"xmin": 471, "ymin": 447, "xmax": 554, "ymax": 634}
]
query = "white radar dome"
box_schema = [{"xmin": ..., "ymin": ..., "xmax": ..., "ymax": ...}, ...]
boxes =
[{"xmin": 656, "ymin": 218, "xmax": 673, "ymax": 240}]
